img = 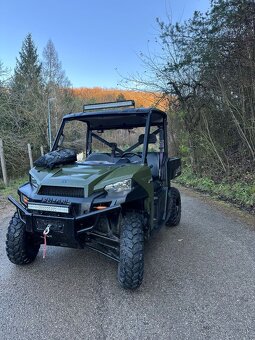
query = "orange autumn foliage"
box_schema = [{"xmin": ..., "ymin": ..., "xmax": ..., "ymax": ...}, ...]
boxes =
[{"xmin": 72, "ymin": 87, "xmax": 169, "ymax": 111}]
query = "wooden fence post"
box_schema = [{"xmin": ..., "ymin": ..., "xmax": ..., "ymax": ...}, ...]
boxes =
[
  {"xmin": 40, "ymin": 145, "xmax": 44, "ymax": 156},
  {"xmin": 0, "ymin": 139, "xmax": 8, "ymax": 186},
  {"xmin": 27, "ymin": 143, "xmax": 33, "ymax": 169}
]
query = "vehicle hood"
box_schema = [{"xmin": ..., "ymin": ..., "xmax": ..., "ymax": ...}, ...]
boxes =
[{"xmin": 30, "ymin": 163, "xmax": 148, "ymax": 197}]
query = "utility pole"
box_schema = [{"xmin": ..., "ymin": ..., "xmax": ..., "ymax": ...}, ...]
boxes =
[
  {"xmin": 27, "ymin": 143, "xmax": 33, "ymax": 169},
  {"xmin": 48, "ymin": 97, "xmax": 56, "ymax": 150}
]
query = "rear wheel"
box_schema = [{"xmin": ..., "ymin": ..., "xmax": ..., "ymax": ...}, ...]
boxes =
[
  {"xmin": 165, "ymin": 187, "xmax": 181, "ymax": 227},
  {"xmin": 6, "ymin": 212, "xmax": 40, "ymax": 265},
  {"xmin": 118, "ymin": 212, "xmax": 144, "ymax": 289}
]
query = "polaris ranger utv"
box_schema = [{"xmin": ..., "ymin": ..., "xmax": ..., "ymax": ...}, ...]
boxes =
[{"xmin": 6, "ymin": 100, "xmax": 181, "ymax": 289}]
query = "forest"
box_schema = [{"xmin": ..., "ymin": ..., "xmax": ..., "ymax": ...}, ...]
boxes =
[
  {"xmin": 123, "ymin": 0, "xmax": 255, "ymax": 211},
  {"xmin": 0, "ymin": 0, "xmax": 254, "ymax": 212}
]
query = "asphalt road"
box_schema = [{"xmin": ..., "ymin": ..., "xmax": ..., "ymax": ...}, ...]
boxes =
[{"xmin": 0, "ymin": 188, "xmax": 255, "ymax": 340}]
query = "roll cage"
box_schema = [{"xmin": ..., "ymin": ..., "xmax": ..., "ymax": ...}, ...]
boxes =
[{"xmin": 52, "ymin": 103, "xmax": 168, "ymax": 164}]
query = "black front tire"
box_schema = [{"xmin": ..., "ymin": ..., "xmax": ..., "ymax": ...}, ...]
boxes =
[
  {"xmin": 6, "ymin": 212, "xmax": 40, "ymax": 265},
  {"xmin": 118, "ymin": 212, "xmax": 144, "ymax": 289},
  {"xmin": 165, "ymin": 187, "xmax": 181, "ymax": 227}
]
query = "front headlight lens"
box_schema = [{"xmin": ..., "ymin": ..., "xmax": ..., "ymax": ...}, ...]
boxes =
[
  {"xmin": 20, "ymin": 194, "xmax": 29, "ymax": 206},
  {"xmin": 30, "ymin": 175, "xmax": 38, "ymax": 188},
  {"xmin": 105, "ymin": 179, "xmax": 132, "ymax": 194}
]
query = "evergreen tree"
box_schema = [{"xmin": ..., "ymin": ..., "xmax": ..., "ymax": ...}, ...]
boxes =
[
  {"xmin": 1, "ymin": 35, "xmax": 74, "ymax": 176},
  {"xmin": 13, "ymin": 33, "xmax": 42, "ymax": 94},
  {"xmin": 10, "ymin": 33, "xmax": 46, "ymax": 154}
]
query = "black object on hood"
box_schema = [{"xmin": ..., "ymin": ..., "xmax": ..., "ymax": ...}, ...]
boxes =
[{"xmin": 34, "ymin": 149, "xmax": 77, "ymax": 169}]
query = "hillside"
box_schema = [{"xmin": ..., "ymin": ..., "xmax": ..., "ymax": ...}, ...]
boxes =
[{"xmin": 72, "ymin": 87, "xmax": 169, "ymax": 111}]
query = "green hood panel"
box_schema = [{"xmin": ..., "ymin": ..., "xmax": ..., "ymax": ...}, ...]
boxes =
[{"xmin": 30, "ymin": 163, "xmax": 151, "ymax": 197}]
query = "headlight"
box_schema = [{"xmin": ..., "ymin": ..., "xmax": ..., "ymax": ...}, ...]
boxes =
[
  {"xmin": 30, "ymin": 175, "xmax": 38, "ymax": 188},
  {"xmin": 20, "ymin": 194, "xmax": 29, "ymax": 206},
  {"xmin": 105, "ymin": 179, "xmax": 132, "ymax": 194}
]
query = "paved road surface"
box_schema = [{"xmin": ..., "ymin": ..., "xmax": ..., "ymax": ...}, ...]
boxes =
[{"xmin": 0, "ymin": 189, "xmax": 255, "ymax": 340}]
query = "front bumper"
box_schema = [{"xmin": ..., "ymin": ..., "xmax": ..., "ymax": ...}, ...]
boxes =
[{"xmin": 8, "ymin": 196, "xmax": 121, "ymax": 248}]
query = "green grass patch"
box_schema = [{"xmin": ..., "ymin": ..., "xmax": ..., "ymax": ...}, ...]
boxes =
[
  {"xmin": 0, "ymin": 176, "xmax": 28, "ymax": 200},
  {"xmin": 176, "ymin": 167, "xmax": 255, "ymax": 210}
]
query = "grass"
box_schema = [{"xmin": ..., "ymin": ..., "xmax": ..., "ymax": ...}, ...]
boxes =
[
  {"xmin": 0, "ymin": 176, "xmax": 28, "ymax": 201},
  {"xmin": 176, "ymin": 167, "xmax": 255, "ymax": 212}
]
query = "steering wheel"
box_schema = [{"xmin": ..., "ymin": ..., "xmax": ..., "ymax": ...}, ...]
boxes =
[{"xmin": 120, "ymin": 152, "xmax": 142, "ymax": 158}]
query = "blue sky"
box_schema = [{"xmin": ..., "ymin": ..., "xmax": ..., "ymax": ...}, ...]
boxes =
[{"xmin": 0, "ymin": 0, "xmax": 210, "ymax": 88}]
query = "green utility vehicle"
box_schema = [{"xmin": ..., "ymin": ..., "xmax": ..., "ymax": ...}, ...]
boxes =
[{"xmin": 6, "ymin": 100, "xmax": 181, "ymax": 289}]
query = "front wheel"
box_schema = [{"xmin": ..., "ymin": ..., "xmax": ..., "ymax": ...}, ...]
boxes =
[
  {"xmin": 6, "ymin": 212, "xmax": 40, "ymax": 265},
  {"xmin": 165, "ymin": 187, "xmax": 181, "ymax": 227},
  {"xmin": 118, "ymin": 212, "xmax": 144, "ymax": 289}
]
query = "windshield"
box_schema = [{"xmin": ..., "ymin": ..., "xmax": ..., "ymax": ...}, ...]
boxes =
[
  {"xmin": 58, "ymin": 120, "xmax": 87, "ymax": 153},
  {"xmin": 91, "ymin": 128, "xmax": 145, "ymax": 154},
  {"xmin": 57, "ymin": 120, "xmax": 160, "ymax": 164}
]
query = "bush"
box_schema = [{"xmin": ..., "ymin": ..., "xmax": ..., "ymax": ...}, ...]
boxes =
[{"xmin": 176, "ymin": 167, "xmax": 255, "ymax": 212}]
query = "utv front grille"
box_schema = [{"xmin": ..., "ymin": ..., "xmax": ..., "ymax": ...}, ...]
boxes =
[{"xmin": 39, "ymin": 186, "xmax": 84, "ymax": 198}]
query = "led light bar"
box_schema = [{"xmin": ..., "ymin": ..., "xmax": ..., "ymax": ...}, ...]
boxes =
[
  {"xmin": 28, "ymin": 203, "xmax": 69, "ymax": 214},
  {"xmin": 83, "ymin": 100, "xmax": 135, "ymax": 112}
]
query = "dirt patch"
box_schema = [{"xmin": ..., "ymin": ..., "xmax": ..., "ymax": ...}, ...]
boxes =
[{"xmin": 0, "ymin": 197, "xmax": 15, "ymax": 221}]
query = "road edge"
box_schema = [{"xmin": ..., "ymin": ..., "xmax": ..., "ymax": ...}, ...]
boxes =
[{"xmin": 175, "ymin": 184, "xmax": 255, "ymax": 228}]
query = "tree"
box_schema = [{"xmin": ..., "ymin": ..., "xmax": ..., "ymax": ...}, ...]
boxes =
[
  {"xmin": 0, "ymin": 61, "xmax": 11, "ymax": 136},
  {"xmin": 5, "ymin": 34, "xmax": 47, "ymax": 174},
  {"xmin": 0, "ymin": 61, "xmax": 10, "ymax": 86},
  {"xmin": 42, "ymin": 39, "xmax": 71, "ymax": 90},
  {"xmin": 116, "ymin": 93, "xmax": 126, "ymax": 101},
  {"xmin": 42, "ymin": 40, "xmax": 73, "ymax": 138},
  {"xmin": 13, "ymin": 33, "xmax": 42, "ymax": 94},
  {"xmin": 123, "ymin": 0, "xmax": 255, "ymax": 181},
  {"xmin": 11, "ymin": 33, "xmax": 44, "ymax": 134},
  {"xmin": 0, "ymin": 35, "xmax": 75, "ymax": 177}
]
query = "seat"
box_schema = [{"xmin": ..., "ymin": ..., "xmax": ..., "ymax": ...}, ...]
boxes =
[
  {"xmin": 147, "ymin": 152, "xmax": 160, "ymax": 179},
  {"xmin": 86, "ymin": 153, "xmax": 112, "ymax": 162}
]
